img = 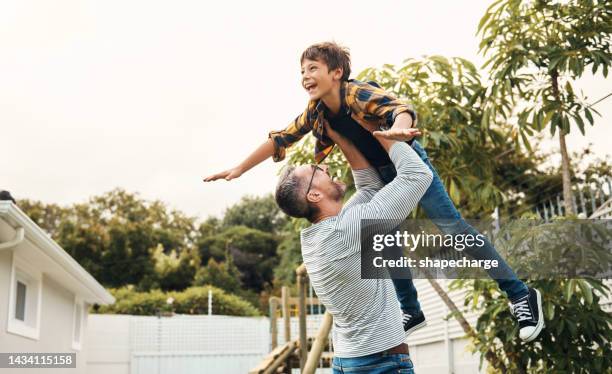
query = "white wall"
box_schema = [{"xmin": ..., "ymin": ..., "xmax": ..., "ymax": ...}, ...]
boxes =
[{"xmin": 0, "ymin": 251, "xmax": 88, "ymax": 374}]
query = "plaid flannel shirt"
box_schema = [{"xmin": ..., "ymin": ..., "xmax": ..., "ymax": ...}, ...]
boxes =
[{"xmin": 268, "ymin": 79, "xmax": 417, "ymax": 163}]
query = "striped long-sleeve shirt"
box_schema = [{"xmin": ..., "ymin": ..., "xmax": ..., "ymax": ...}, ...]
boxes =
[{"xmin": 300, "ymin": 142, "xmax": 433, "ymax": 358}]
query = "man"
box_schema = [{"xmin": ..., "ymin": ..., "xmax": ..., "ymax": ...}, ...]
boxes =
[
  {"xmin": 274, "ymin": 123, "xmax": 432, "ymax": 373},
  {"xmin": 206, "ymin": 41, "xmax": 544, "ymax": 342}
]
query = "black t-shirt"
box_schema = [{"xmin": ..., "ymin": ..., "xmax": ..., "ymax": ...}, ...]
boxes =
[{"xmin": 327, "ymin": 111, "xmax": 393, "ymax": 168}]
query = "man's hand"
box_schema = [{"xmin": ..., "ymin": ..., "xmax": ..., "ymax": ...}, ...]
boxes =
[
  {"xmin": 372, "ymin": 127, "xmax": 421, "ymax": 142},
  {"xmin": 203, "ymin": 166, "xmax": 243, "ymax": 182}
]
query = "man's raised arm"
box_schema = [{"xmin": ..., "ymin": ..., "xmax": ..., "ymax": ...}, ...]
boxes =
[
  {"xmin": 323, "ymin": 123, "xmax": 384, "ymax": 207},
  {"xmin": 336, "ymin": 133, "xmax": 432, "ymax": 239}
]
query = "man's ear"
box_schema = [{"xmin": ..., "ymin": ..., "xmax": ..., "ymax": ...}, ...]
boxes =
[{"xmin": 306, "ymin": 190, "xmax": 323, "ymax": 204}]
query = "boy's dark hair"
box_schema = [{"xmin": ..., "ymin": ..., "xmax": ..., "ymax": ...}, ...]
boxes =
[
  {"xmin": 275, "ymin": 166, "xmax": 317, "ymax": 222},
  {"xmin": 301, "ymin": 42, "xmax": 351, "ymax": 81}
]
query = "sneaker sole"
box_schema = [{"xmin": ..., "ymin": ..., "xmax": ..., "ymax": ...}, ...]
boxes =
[
  {"xmin": 522, "ymin": 289, "xmax": 545, "ymax": 342},
  {"xmin": 406, "ymin": 320, "xmax": 427, "ymax": 336}
]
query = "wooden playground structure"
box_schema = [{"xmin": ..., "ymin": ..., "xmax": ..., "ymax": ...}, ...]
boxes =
[{"xmin": 249, "ymin": 264, "xmax": 333, "ymax": 374}]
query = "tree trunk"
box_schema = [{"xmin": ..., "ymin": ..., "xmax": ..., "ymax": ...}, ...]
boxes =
[
  {"xmin": 427, "ymin": 279, "xmax": 507, "ymax": 373},
  {"xmin": 551, "ymin": 70, "xmax": 575, "ymax": 215},
  {"xmin": 558, "ymin": 131, "xmax": 575, "ymax": 214}
]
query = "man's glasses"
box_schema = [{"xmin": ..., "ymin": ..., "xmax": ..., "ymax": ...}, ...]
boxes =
[{"xmin": 305, "ymin": 165, "xmax": 325, "ymax": 198}]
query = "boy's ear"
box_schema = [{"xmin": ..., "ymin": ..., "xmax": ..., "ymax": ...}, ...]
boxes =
[{"xmin": 332, "ymin": 67, "xmax": 343, "ymax": 81}]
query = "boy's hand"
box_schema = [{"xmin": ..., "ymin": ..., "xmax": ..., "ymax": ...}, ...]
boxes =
[
  {"xmin": 203, "ymin": 166, "xmax": 243, "ymax": 182},
  {"xmin": 372, "ymin": 128, "xmax": 421, "ymax": 141}
]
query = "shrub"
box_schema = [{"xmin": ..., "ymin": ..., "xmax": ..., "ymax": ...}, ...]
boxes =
[{"xmin": 95, "ymin": 285, "xmax": 260, "ymax": 316}]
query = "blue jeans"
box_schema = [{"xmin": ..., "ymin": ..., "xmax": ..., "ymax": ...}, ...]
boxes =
[
  {"xmin": 332, "ymin": 353, "xmax": 414, "ymax": 373},
  {"xmin": 377, "ymin": 141, "xmax": 529, "ymax": 314}
]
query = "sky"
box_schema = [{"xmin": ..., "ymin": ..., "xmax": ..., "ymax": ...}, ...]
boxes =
[{"xmin": 1, "ymin": 0, "xmax": 610, "ymax": 220}]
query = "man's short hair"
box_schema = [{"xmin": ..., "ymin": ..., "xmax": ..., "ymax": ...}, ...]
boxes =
[
  {"xmin": 301, "ymin": 41, "xmax": 351, "ymax": 81},
  {"xmin": 275, "ymin": 166, "xmax": 314, "ymax": 221}
]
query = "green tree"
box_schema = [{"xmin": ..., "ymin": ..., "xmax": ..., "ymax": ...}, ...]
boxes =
[
  {"xmin": 149, "ymin": 245, "xmax": 200, "ymax": 291},
  {"xmin": 17, "ymin": 200, "xmax": 69, "ymax": 238},
  {"xmin": 273, "ymin": 225, "xmax": 303, "ymax": 286},
  {"xmin": 20, "ymin": 189, "xmax": 200, "ymax": 290},
  {"xmin": 478, "ymin": 0, "xmax": 612, "ymax": 214},
  {"xmin": 222, "ymin": 194, "xmax": 288, "ymax": 233},
  {"xmin": 197, "ymin": 225, "xmax": 279, "ymax": 291},
  {"xmin": 198, "ymin": 216, "xmax": 222, "ymax": 238},
  {"xmin": 193, "ymin": 256, "xmax": 242, "ymax": 294},
  {"xmin": 451, "ymin": 217, "xmax": 612, "ymax": 373}
]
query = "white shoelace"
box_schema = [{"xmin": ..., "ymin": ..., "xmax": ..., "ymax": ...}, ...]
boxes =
[
  {"xmin": 402, "ymin": 312, "xmax": 412, "ymax": 324},
  {"xmin": 512, "ymin": 299, "xmax": 532, "ymax": 322}
]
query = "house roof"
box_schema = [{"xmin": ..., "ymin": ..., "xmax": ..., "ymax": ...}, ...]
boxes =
[{"xmin": 0, "ymin": 201, "xmax": 114, "ymax": 305}]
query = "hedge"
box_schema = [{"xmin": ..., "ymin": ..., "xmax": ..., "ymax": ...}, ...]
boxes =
[{"xmin": 95, "ymin": 285, "xmax": 260, "ymax": 316}]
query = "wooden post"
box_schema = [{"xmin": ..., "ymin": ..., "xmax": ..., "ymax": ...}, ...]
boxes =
[
  {"xmin": 303, "ymin": 312, "xmax": 333, "ymax": 374},
  {"xmin": 281, "ymin": 286, "xmax": 291, "ymax": 344},
  {"xmin": 269, "ymin": 297, "xmax": 279, "ymax": 350},
  {"xmin": 296, "ymin": 266, "xmax": 308, "ymax": 371}
]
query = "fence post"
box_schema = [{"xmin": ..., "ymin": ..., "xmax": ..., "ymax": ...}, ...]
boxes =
[
  {"xmin": 281, "ymin": 286, "xmax": 291, "ymax": 344},
  {"xmin": 579, "ymin": 188, "xmax": 587, "ymax": 216},
  {"xmin": 572, "ymin": 191, "xmax": 579, "ymax": 214},
  {"xmin": 208, "ymin": 289, "xmax": 212, "ymax": 316},
  {"xmin": 297, "ymin": 265, "xmax": 308, "ymax": 371},
  {"xmin": 269, "ymin": 297, "xmax": 279, "ymax": 350}
]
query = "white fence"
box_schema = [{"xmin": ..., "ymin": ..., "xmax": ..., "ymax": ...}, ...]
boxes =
[
  {"xmin": 86, "ymin": 314, "xmax": 269, "ymax": 374},
  {"xmin": 87, "ymin": 278, "xmax": 611, "ymax": 374}
]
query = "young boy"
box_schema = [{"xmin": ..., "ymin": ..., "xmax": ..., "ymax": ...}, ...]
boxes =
[{"xmin": 204, "ymin": 42, "xmax": 544, "ymax": 342}]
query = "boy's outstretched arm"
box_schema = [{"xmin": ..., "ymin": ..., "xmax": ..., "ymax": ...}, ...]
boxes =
[
  {"xmin": 204, "ymin": 109, "xmax": 313, "ymax": 182},
  {"xmin": 203, "ymin": 138, "xmax": 275, "ymax": 182}
]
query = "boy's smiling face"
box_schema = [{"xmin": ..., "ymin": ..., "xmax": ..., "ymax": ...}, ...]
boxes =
[{"xmin": 301, "ymin": 58, "xmax": 343, "ymax": 101}]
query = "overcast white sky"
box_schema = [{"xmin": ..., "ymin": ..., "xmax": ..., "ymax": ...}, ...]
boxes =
[{"xmin": 1, "ymin": 0, "xmax": 610, "ymax": 220}]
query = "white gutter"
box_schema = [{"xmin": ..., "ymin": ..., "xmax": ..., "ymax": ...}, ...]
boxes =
[
  {"xmin": 0, "ymin": 226, "xmax": 24, "ymax": 251},
  {"xmin": 0, "ymin": 201, "xmax": 115, "ymax": 305}
]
